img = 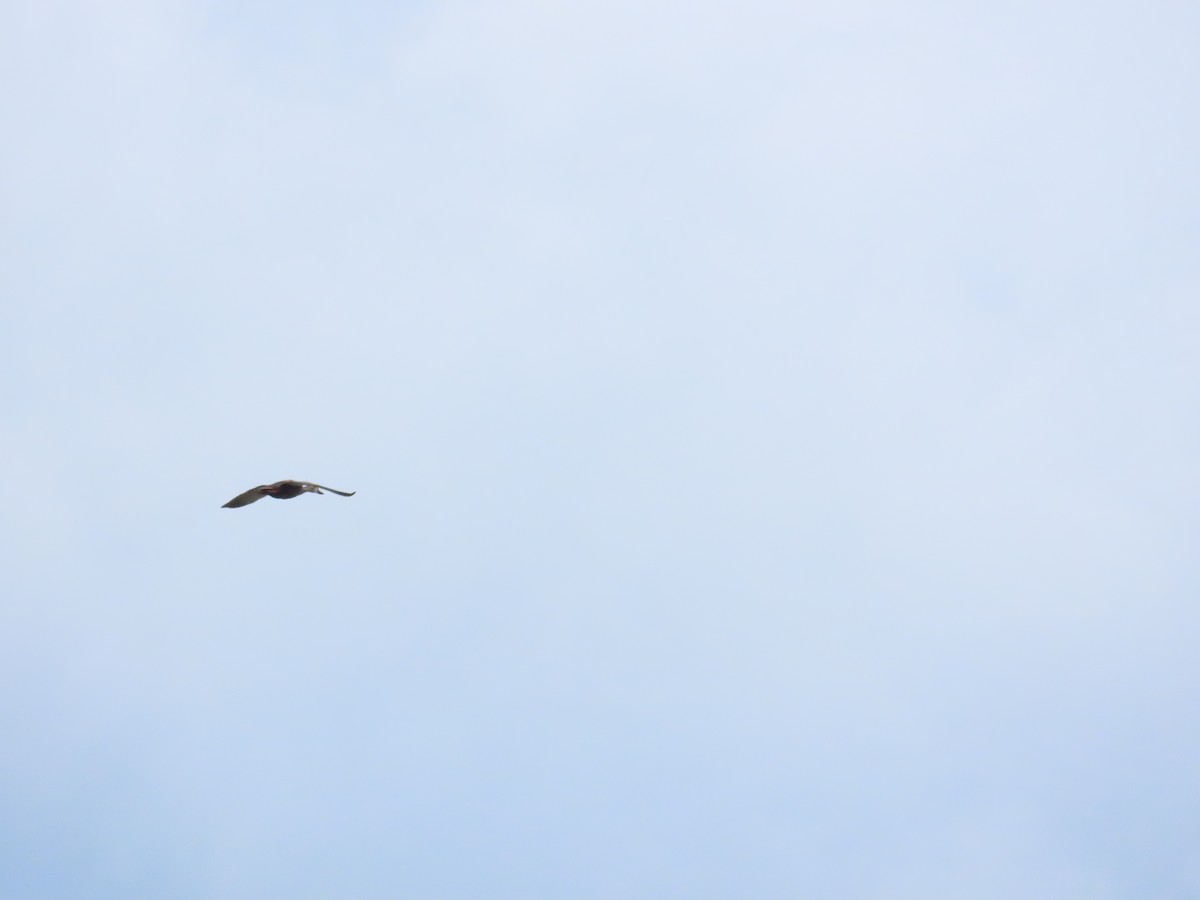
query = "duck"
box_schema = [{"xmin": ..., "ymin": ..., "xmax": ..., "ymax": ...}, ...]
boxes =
[{"xmin": 222, "ymin": 480, "xmax": 356, "ymax": 509}]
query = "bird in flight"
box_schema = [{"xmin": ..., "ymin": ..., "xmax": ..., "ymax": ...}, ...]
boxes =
[{"xmin": 222, "ymin": 480, "xmax": 356, "ymax": 509}]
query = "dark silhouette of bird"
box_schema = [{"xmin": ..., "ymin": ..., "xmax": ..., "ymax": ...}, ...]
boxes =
[{"xmin": 222, "ymin": 480, "xmax": 356, "ymax": 509}]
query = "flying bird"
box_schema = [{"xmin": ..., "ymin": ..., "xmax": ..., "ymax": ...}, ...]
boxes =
[{"xmin": 222, "ymin": 480, "xmax": 356, "ymax": 509}]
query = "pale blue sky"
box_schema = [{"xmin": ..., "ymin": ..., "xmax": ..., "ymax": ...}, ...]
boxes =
[{"xmin": 2, "ymin": 1, "xmax": 1199, "ymax": 897}]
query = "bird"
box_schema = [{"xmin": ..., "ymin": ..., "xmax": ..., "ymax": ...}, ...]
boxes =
[{"xmin": 222, "ymin": 480, "xmax": 356, "ymax": 509}]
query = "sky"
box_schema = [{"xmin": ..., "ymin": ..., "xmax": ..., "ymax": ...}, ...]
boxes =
[{"xmin": 1, "ymin": 0, "xmax": 1199, "ymax": 897}]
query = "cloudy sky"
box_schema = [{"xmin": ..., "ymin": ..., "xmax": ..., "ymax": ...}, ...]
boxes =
[{"xmin": 2, "ymin": 1, "xmax": 1198, "ymax": 897}]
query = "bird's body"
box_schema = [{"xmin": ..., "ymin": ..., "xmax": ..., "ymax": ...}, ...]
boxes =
[{"xmin": 222, "ymin": 480, "xmax": 356, "ymax": 508}]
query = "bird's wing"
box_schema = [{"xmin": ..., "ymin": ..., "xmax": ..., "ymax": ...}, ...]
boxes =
[
  {"xmin": 222, "ymin": 486, "xmax": 268, "ymax": 508},
  {"xmin": 312, "ymin": 484, "xmax": 356, "ymax": 497}
]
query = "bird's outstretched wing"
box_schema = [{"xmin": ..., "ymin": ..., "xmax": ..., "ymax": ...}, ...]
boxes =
[
  {"xmin": 312, "ymin": 484, "xmax": 356, "ymax": 497},
  {"xmin": 222, "ymin": 486, "xmax": 267, "ymax": 508}
]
